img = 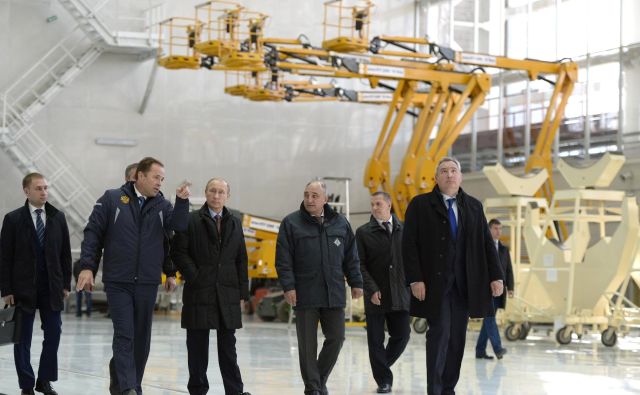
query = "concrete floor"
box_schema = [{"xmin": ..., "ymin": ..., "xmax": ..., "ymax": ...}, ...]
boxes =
[{"xmin": 1, "ymin": 314, "xmax": 640, "ymax": 395}]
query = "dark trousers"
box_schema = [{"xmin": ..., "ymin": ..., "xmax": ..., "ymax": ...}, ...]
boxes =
[
  {"xmin": 365, "ymin": 310, "xmax": 410, "ymax": 387},
  {"xmin": 295, "ymin": 308, "xmax": 345, "ymax": 394},
  {"xmin": 14, "ymin": 298, "xmax": 62, "ymax": 391},
  {"xmin": 105, "ymin": 282, "xmax": 158, "ymax": 394},
  {"xmin": 186, "ymin": 328, "xmax": 243, "ymax": 395},
  {"xmin": 75, "ymin": 290, "xmax": 93, "ymax": 317},
  {"xmin": 426, "ymin": 289, "xmax": 469, "ymax": 395},
  {"xmin": 475, "ymin": 298, "xmax": 503, "ymax": 356}
]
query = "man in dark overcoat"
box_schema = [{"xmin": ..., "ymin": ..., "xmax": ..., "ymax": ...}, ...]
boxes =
[
  {"xmin": 171, "ymin": 178, "xmax": 251, "ymax": 395},
  {"xmin": 356, "ymin": 191, "xmax": 410, "ymax": 394},
  {"xmin": 0, "ymin": 173, "xmax": 71, "ymax": 395},
  {"xmin": 402, "ymin": 157, "xmax": 504, "ymax": 395}
]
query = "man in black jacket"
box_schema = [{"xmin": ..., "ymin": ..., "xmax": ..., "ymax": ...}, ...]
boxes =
[
  {"xmin": 403, "ymin": 157, "xmax": 503, "ymax": 395},
  {"xmin": 0, "ymin": 173, "xmax": 72, "ymax": 395},
  {"xmin": 77, "ymin": 157, "xmax": 190, "ymax": 395},
  {"xmin": 475, "ymin": 218, "xmax": 514, "ymax": 360},
  {"xmin": 356, "ymin": 191, "xmax": 410, "ymax": 394},
  {"xmin": 171, "ymin": 178, "xmax": 250, "ymax": 395},
  {"xmin": 276, "ymin": 180, "xmax": 364, "ymax": 395}
]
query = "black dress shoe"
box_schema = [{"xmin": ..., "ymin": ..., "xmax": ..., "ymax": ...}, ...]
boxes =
[
  {"xmin": 35, "ymin": 380, "xmax": 57, "ymax": 395},
  {"xmin": 21, "ymin": 390, "xmax": 35, "ymax": 395},
  {"xmin": 495, "ymin": 348, "xmax": 507, "ymax": 359},
  {"xmin": 475, "ymin": 353, "xmax": 494, "ymax": 360},
  {"xmin": 377, "ymin": 383, "xmax": 392, "ymax": 393}
]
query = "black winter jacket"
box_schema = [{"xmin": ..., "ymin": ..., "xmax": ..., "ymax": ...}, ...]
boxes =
[{"xmin": 276, "ymin": 203, "xmax": 363, "ymax": 310}]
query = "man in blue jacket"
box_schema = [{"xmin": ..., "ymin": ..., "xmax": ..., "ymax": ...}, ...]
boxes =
[
  {"xmin": 276, "ymin": 180, "xmax": 363, "ymax": 395},
  {"xmin": 76, "ymin": 157, "xmax": 190, "ymax": 395}
]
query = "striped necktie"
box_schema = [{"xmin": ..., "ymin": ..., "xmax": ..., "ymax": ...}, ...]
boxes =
[
  {"xmin": 35, "ymin": 208, "xmax": 45, "ymax": 246},
  {"xmin": 383, "ymin": 221, "xmax": 391, "ymax": 234}
]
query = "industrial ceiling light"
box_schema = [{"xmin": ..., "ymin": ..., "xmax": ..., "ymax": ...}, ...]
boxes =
[{"xmin": 95, "ymin": 137, "xmax": 138, "ymax": 147}]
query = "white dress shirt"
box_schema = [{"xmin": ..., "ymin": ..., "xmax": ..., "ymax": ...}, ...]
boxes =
[
  {"xmin": 29, "ymin": 203, "xmax": 46, "ymax": 228},
  {"xmin": 376, "ymin": 215, "xmax": 393, "ymax": 234}
]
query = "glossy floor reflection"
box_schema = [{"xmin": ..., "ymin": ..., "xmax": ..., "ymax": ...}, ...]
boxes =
[{"xmin": 1, "ymin": 314, "xmax": 640, "ymax": 394}]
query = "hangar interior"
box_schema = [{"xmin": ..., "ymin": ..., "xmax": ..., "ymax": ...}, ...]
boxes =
[{"xmin": 1, "ymin": 0, "xmax": 640, "ymax": 394}]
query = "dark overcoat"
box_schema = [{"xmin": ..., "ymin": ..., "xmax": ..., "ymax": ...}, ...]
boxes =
[
  {"xmin": 495, "ymin": 241, "xmax": 514, "ymax": 309},
  {"xmin": 0, "ymin": 201, "xmax": 72, "ymax": 312},
  {"xmin": 402, "ymin": 186, "xmax": 503, "ymax": 319},
  {"xmin": 171, "ymin": 205, "xmax": 249, "ymax": 329},
  {"xmin": 356, "ymin": 214, "xmax": 410, "ymax": 314}
]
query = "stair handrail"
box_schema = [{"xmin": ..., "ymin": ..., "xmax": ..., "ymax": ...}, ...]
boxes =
[{"xmin": 2, "ymin": 26, "xmax": 92, "ymax": 108}]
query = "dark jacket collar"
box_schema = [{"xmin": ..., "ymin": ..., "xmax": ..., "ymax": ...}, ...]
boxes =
[
  {"xmin": 299, "ymin": 202, "xmax": 337, "ymax": 223},
  {"xmin": 198, "ymin": 203, "xmax": 229, "ymax": 219},
  {"xmin": 367, "ymin": 213, "xmax": 401, "ymax": 232},
  {"xmin": 121, "ymin": 181, "xmax": 165, "ymax": 207},
  {"xmin": 428, "ymin": 185, "xmax": 467, "ymax": 207},
  {"xmin": 23, "ymin": 199, "xmax": 59, "ymax": 218}
]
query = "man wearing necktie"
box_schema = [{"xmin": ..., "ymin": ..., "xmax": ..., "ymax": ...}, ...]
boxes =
[
  {"xmin": 402, "ymin": 157, "xmax": 504, "ymax": 395},
  {"xmin": 0, "ymin": 173, "xmax": 72, "ymax": 395},
  {"xmin": 171, "ymin": 178, "xmax": 251, "ymax": 395},
  {"xmin": 355, "ymin": 192, "xmax": 410, "ymax": 394},
  {"xmin": 77, "ymin": 157, "xmax": 191, "ymax": 395},
  {"xmin": 475, "ymin": 219, "xmax": 514, "ymax": 360}
]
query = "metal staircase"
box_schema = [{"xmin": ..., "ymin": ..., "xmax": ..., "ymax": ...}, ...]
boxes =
[
  {"xmin": 1, "ymin": 0, "xmax": 164, "ymax": 242},
  {"xmin": 57, "ymin": 0, "xmax": 162, "ymax": 55}
]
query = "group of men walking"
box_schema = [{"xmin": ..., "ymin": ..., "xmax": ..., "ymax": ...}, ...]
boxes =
[{"xmin": 1, "ymin": 155, "xmax": 514, "ymax": 395}]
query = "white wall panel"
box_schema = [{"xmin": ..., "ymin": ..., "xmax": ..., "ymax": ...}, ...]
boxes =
[{"xmin": 2, "ymin": 0, "xmax": 424, "ymax": 226}]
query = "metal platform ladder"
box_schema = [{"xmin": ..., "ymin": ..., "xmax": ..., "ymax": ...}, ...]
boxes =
[{"xmin": 1, "ymin": 0, "xmax": 164, "ymax": 242}]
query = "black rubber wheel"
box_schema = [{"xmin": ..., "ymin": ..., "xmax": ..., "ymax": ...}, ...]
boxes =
[
  {"xmin": 519, "ymin": 322, "xmax": 531, "ymax": 340},
  {"xmin": 413, "ymin": 318, "xmax": 428, "ymax": 334},
  {"xmin": 556, "ymin": 326, "xmax": 572, "ymax": 345},
  {"xmin": 504, "ymin": 324, "xmax": 521, "ymax": 341},
  {"xmin": 601, "ymin": 327, "xmax": 617, "ymax": 347}
]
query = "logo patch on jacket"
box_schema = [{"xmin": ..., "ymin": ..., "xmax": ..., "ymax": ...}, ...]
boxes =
[
  {"xmin": 334, "ymin": 238, "xmax": 341, "ymax": 247},
  {"xmin": 120, "ymin": 195, "xmax": 130, "ymax": 204}
]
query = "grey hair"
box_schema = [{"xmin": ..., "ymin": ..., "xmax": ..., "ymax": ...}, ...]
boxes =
[
  {"xmin": 305, "ymin": 180, "xmax": 327, "ymax": 195},
  {"xmin": 205, "ymin": 177, "xmax": 231, "ymax": 194},
  {"xmin": 371, "ymin": 191, "xmax": 391, "ymax": 204},
  {"xmin": 436, "ymin": 157, "xmax": 462, "ymax": 173}
]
